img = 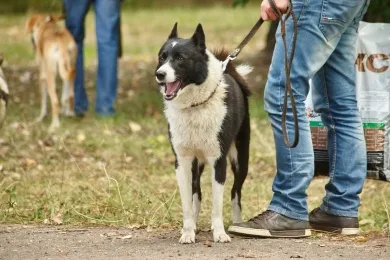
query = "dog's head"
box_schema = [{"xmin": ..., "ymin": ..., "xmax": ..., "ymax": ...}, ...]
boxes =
[
  {"xmin": 25, "ymin": 14, "xmax": 65, "ymax": 33},
  {"xmin": 155, "ymin": 23, "xmax": 209, "ymax": 101}
]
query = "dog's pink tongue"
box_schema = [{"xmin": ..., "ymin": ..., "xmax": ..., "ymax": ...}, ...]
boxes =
[{"xmin": 166, "ymin": 81, "xmax": 180, "ymax": 96}]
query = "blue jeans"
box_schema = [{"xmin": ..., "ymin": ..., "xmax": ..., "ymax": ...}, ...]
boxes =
[
  {"xmin": 264, "ymin": 0, "xmax": 370, "ymax": 220},
  {"xmin": 64, "ymin": 0, "xmax": 120, "ymax": 116}
]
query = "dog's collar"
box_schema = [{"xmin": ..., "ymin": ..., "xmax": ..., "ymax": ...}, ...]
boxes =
[{"xmin": 190, "ymin": 76, "xmax": 223, "ymax": 108}]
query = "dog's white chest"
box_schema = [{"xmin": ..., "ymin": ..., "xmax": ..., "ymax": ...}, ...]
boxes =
[{"xmin": 165, "ymin": 96, "xmax": 227, "ymax": 158}]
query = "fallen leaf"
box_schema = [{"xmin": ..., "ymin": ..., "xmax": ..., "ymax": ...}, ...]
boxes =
[
  {"xmin": 77, "ymin": 132, "xmax": 86, "ymax": 143},
  {"xmin": 237, "ymin": 254, "xmax": 255, "ymax": 258},
  {"xmin": 156, "ymin": 135, "xmax": 166, "ymax": 143},
  {"xmin": 23, "ymin": 158, "xmax": 37, "ymax": 166},
  {"xmin": 19, "ymin": 71, "xmax": 32, "ymax": 84},
  {"xmin": 204, "ymin": 240, "xmax": 212, "ymax": 247},
  {"xmin": 51, "ymin": 213, "xmax": 63, "ymax": 225},
  {"xmin": 129, "ymin": 122, "xmax": 142, "ymax": 133},
  {"xmin": 120, "ymin": 234, "xmax": 132, "ymax": 239},
  {"xmin": 353, "ymin": 236, "xmax": 368, "ymax": 243}
]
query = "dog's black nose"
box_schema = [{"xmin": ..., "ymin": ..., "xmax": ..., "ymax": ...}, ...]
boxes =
[{"xmin": 156, "ymin": 71, "xmax": 166, "ymax": 81}]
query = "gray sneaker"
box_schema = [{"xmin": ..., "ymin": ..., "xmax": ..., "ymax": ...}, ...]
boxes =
[
  {"xmin": 309, "ymin": 207, "xmax": 360, "ymax": 235},
  {"xmin": 228, "ymin": 210, "xmax": 311, "ymax": 238}
]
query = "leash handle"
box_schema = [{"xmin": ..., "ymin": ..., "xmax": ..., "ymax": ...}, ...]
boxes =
[
  {"xmin": 278, "ymin": 0, "xmax": 299, "ymax": 148},
  {"xmin": 263, "ymin": 0, "xmax": 300, "ymax": 148},
  {"xmin": 221, "ymin": 0, "xmax": 299, "ymax": 148}
]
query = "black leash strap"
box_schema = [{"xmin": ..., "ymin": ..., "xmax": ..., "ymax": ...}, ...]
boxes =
[
  {"xmin": 222, "ymin": 0, "xmax": 299, "ymax": 148},
  {"xmin": 222, "ymin": 18, "xmax": 264, "ymax": 71}
]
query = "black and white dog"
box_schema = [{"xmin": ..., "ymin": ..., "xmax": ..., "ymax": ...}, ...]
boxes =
[
  {"xmin": 0, "ymin": 55, "xmax": 9, "ymax": 128},
  {"xmin": 155, "ymin": 23, "xmax": 252, "ymax": 244}
]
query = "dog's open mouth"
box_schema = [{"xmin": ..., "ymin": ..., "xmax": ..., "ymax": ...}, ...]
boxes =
[{"xmin": 164, "ymin": 80, "xmax": 182, "ymax": 100}]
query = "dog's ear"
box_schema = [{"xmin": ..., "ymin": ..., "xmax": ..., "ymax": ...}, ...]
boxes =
[
  {"xmin": 25, "ymin": 15, "xmax": 42, "ymax": 33},
  {"xmin": 191, "ymin": 24, "xmax": 206, "ymax": 51},
  {"xmin": 168, "ymin": 22, "xmax": 178, "ymax": 39}
]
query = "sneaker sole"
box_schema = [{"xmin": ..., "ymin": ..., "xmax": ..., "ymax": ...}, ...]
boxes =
[
  {"xmin": 227, "ymin": 226, "xmax": 311, "ymax": 238},
  {"xmin": 310, "ymin": 224, "xmax": 360, "ymax": 235}
]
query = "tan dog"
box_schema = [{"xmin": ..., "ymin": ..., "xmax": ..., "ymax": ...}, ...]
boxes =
[
  {"xmin": 0, "ymin": 54, "xmax": 9, "ymax": 129},
  {"xmin": 26, "ymin": 14, "xmax": 77, "ymax": 132}
]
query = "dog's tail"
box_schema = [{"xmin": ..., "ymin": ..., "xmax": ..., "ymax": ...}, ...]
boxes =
[
  {"xmin": 212, "ymin": 48, "xmax": 252, "ymax": 97},
  {"xmin": 236, "ymin": 64, "xmax": 253, "ymax": 80}
]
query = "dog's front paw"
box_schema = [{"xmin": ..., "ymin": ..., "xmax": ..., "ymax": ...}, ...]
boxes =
[
  {"xmin": 213, "ymin": 230, "xmax": 231, "ymax": 243},
  {"xmin": 179, "ymin": 230, "xmax": 195, "ymax": 244}
]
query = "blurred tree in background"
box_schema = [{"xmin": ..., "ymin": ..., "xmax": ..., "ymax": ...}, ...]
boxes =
[
  {"xmin": 0, "ymin": 0, "xmax": 241, "ymax": 13},
  {"xmin": 233, "ymin": 0, "xmax": 390, "ymax": 22},
  {"xmin": 1, "ymin": 0, "xmax": 388, "ymax": 20},
  {"xmin": 232, "ymin": 0, "xmax": 390, "ymax": 61}
]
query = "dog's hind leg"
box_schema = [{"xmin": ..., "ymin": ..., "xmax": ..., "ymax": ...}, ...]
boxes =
[
  {"xmin": 229, "ymin": 115, "xmax": 250, "ymax": 224},
  {"xmin": 210, "ymin": 156, "xmax": 231, "ymax": 243},
  {"xmin": 61, "ymin": 80, "xmax": 75, "ymax": 117},
  {"xmin": 59, "ymin": 56, "xmax": 75, "ymax": 117},
  {"xmin": 35, "ymin": 63, "xmax": 48, "ymax": 122},
  {"xmin": 192, "ymin": 158, "xmax": 204, "ymax": 229},
  {"xmin": 46, "ymin": 70, "xmax": 60, "ymax": 132},
  {"xmin": 176, "ymin": 156, "xmax": 197, "ymax": 244}
]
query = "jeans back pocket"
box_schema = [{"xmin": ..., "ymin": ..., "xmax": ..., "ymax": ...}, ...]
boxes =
[{"xmin": 319, "ymin": 0, "xmax": 364, "ymax": 41}]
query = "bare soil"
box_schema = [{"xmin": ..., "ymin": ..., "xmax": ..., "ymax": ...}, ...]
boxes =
[{"xmin": 0, "ymin": 225, "xmax": 389, "ymax": 260}]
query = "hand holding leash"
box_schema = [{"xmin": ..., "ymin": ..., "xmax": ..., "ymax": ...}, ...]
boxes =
[
  {"xmin": 260, "ymin": 0, "xmax": 289, "ymax": 21},
  {"xmin": 223, "ymin": 0, "xmax": 299, "ymax": 148}
]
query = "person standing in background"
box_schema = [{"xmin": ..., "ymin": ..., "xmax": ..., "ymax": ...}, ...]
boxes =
[{"xmin": 63, "ymin": 0, "xmax": 121, "ymax": 117}]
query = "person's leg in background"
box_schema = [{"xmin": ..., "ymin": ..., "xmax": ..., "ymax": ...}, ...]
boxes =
[
  {"xmin": 94, "ymin": 0, "xmax": 120, "ymax": 116},
  {"xmin": 63, "ymin": 0, "xmax": 91, "ymax": 116}
]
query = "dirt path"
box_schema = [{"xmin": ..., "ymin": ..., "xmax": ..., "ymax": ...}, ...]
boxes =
[{"xmin": 0, "ymin": 225, "xmax": 388, "ymax": 260}]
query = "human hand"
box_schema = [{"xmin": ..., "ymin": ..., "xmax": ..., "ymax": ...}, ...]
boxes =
[{"xmin": 260, "ymin": 0, "xmax": 289, "ymax": 21}]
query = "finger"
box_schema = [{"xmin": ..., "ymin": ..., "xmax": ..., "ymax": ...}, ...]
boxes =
[
  {"xmin": 277, "ymin": 0, "xmax": 289, "ymax": 13},
  {"xmin": 265, "ymin": 9, "xmax": 279, "ymax": 21},
  {"xmin": 261, "ymin": 8, "xmax": 270, "ymax": 21}
]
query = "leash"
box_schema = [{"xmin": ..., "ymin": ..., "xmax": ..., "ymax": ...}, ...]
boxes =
[{"xmin": 222, "ymin": 0, "xmax": 299, "ymax": 148}]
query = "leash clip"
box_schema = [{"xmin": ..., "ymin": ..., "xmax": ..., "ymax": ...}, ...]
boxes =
[{"xmin": 221, "ymin": 49, "xmax": 240, "ymax": 72}]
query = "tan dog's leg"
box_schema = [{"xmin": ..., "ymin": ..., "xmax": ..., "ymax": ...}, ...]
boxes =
[
  {"xmin": 36, "ymin": 62, "xmax": 48, "ymax": 122},
  {"xmin": 46, "ymin": 71, "xmax": 60, "ymax": 132},
  {"xmin": 67, "ymin": 80, "xmax": 75, "ymax": 116}
]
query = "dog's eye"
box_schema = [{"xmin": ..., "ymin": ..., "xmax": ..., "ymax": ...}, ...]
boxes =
[
  {"xmin": 159, "ymin": 52, "xmax": 167, "ymax": 61},
  {"xmin": 175, "ymin": 54, "xmax": 184, "ymax": 60}
]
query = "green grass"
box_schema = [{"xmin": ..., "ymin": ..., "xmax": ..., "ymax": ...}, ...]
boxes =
[
  {"xmin": 0, "ymin": 6, "xmax": 389, "ymax": 236},
  {"xmin": 0, "ymin": 6, "xmax": 269, "ymax": 66}
]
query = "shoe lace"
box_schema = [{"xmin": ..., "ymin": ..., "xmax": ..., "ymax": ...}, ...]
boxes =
[{"xmin": 248, "ymin": 210, "xmax": 274, "ymax": 224}]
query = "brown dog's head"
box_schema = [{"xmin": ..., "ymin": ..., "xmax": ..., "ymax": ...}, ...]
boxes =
[{"xmin": 25, "ymin": 14, "xmax": 65, "ymax": 33}]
